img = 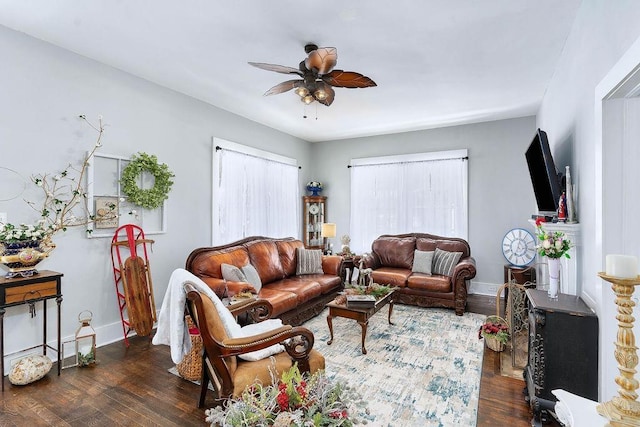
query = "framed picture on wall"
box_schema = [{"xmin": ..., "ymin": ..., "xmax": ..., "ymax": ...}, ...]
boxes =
[{"xmin": 94, "ymin": 196, "xmax": 119, "ymax": 229}]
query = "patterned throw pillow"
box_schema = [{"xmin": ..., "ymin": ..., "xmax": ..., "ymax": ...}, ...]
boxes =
[
  {"xmin": 241, "ymin": 264, "xmax": 262, "ymax": 292},
  {"xmin": 296, "ymin": 248, "xmax": 324, "ymax": 275},
  {"xmin": 432, "ymin": 248, "xmax": 463, "ymax": 277},
  {"xmin": 221, "ymin": 263, "xmax": 247, "ymax": 282},
  {"xmin": 412, "ymin": 250, "xmax": 434, "ymax": 275}
]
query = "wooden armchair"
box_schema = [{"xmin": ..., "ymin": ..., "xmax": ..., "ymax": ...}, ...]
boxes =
[{"xmin": 184, "ymin": 283, "xmax": 325, "ymax": 408}]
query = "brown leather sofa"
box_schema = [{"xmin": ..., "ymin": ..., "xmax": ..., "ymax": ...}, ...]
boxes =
[
  {"xmin": 185, "ymin": 236, "xmax": 344, "ymax": 326},
  {"xmin": 359, "ymin": 233, "xmax": 476, "ymax": 315}
]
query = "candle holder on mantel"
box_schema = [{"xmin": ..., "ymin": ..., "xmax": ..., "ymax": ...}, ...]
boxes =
[{"xmin": 597, "ymin": 272, "xmax": 640, "ymax": 427}]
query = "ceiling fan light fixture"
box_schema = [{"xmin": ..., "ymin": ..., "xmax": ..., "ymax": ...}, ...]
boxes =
[
  {"xmin": 314, "ymin": 88, "xmax": 327, "ymax": 100},
  {"xmin": 295, "ymin": 87, "xmax": 309, "ymax": 97},
  {"xmin": 302, "ymin": 94, "xmax": 314, "ymax": 105}
]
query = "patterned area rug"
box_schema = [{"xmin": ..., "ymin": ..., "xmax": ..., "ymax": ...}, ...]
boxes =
[{"xmin": 302, "ymin": 304, "xmax": 485, "ymax": 427}]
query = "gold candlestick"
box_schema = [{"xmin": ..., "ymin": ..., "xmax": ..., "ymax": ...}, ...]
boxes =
[{"xmin": 597, "ymin": 272, "xmax": 640, "ymax": 427}]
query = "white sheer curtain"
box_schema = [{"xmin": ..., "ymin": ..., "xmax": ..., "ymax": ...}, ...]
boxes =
[
  {"xmin": 212, "ymin": 140, "xmax": 299, "ymax": 244},
  {"xmin": 350, "ymin": 150, "xmax": 468, "ymax": 253}
]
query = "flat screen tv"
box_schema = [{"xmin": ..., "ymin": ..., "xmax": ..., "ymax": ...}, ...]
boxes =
[{"xmin": 525, "ymin": 129, "xmax": 562, "ymax": 215}]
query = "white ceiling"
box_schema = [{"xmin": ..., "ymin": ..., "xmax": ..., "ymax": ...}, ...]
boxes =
[{"xmin": 0, "ymin": 1, "xmax": 582, "ymax": 142}]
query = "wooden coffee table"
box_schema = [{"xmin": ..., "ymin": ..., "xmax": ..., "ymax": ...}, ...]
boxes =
[{"xmin": 326, "ymin": 290, "xmax": 395, "ymax": 354}]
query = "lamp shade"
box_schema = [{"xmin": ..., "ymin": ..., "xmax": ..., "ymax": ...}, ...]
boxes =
[{"xmin": 321, "ymin": 223, "xmax": 336, "ymax": 238}]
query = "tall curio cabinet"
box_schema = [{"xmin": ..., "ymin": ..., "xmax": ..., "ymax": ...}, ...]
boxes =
[{"xmin": 302, "ymin": 196, "xmax": 326, "ymax": 249}]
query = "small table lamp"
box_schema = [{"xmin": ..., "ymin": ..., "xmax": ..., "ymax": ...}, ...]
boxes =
[{"xmin": 321, "ymin": 223, "xmax": 336, "ymax": 255}]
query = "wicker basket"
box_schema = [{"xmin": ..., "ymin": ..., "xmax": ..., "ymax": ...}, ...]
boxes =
[
  {"xmin": 482, "ymin": 315, "xmax": 508, "ymax": 352},
  {"xmin": 176, "ymin": 315, "xmax": 203, "ymax": 381}
]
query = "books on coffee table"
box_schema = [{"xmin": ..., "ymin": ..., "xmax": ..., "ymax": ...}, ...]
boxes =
[{"xmin": 346, "ymin": 294, "xmax": 376, "ymax": 308}]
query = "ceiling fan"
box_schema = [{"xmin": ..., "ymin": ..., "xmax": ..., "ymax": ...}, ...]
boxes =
[{"xmin": 249, "ymin": 43, "xmax": 376, "ymax": 106}]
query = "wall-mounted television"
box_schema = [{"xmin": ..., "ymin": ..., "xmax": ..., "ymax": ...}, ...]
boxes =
[{"xmin": 525, "ymin": 129, "xmax": 562, "ymax": 215}]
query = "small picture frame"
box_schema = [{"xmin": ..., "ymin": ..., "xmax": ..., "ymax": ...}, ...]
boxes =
[{"xmin": 94, "ymin": 196, "xmax": 119, "ymax": 229}]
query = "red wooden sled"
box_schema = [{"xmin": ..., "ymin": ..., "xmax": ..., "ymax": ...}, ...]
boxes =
[{"xmin": 110, "ymin": 224, "xmax": 157, "ymax": 346}]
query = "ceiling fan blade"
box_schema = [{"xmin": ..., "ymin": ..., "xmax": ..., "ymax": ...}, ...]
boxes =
[
  {"xmin": 263, "ymin": 80, "xmax": 304, "ymax": 96},
  {"xmin": 315, "ymin": 83, "xmax": 335, "ymax": 106},
  {"xmin": 248, "ymin": 62, "xmax": 303, "ymax": 76},
  {"xmin": 322, "ymin": 70, "xmax": 377, "ymax": 88},
  {"xmin": 305, "ymin": 47, "xmax": 337, "ymax": 75}
]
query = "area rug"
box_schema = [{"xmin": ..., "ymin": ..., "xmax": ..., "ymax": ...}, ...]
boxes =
[{"xmin": 302, "ymin": 305, "xmax": 485, "ymax": 427}]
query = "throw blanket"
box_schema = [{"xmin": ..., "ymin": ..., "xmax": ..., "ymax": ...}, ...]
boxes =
[{"xmin": 152, "ymin": 268, "xmax": 220, "ymax": 363}]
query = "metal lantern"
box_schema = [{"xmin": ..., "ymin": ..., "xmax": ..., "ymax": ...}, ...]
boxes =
[{"xmin": 75, "ymin": 310, "xmax": 96, "ymax": 366}]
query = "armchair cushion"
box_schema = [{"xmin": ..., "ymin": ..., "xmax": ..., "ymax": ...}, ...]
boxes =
[
  {"xmin": 236, "ymin": 319, "xmax": 285, "ymax": 361},
  {"xmin": 296, "ymin": 248, "xmax": 324, "ymax": 275},
  {"xmin": 432, "ymin": 248, "xmax": 463, "ymax": 276}
]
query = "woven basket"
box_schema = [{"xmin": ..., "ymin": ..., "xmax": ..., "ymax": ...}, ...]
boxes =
[
  {"xmin": 482, "ymin": 315, "xmax": 508, "ymax": 352},
  {"xmin": 176, "ymin": 315, "xmax": 203, "ymax": 381}
]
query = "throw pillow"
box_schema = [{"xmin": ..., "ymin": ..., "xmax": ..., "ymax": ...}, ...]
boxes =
[
  {"xmin": 241, "ymin": 264, "xmax": 262, "ymax": 292},
  {"xmin": 221, "ymin": 263, "xmax": 247, "ymax": 283},
  {"xmin": 296, "ymin": 248, "xmax": 324, "ymax": 275},
  {"xmin": 8, "ymin": 354, "xmax": 52, "ymax": 385},
  {"xmin": 412, "ymin": 250, "xmax": 434, "ymax": 275},
  {"xmin": 432, "ymin": 248, "xmax": 463, "ymax": 277},
  {"xmin": 237, "ymin": 319, "xmax": 285, "ymax": 361}
]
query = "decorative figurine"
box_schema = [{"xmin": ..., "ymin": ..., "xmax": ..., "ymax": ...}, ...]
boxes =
[{"xmin": 557, "ymin": 191, "xmax": 567, "ymax": 222}]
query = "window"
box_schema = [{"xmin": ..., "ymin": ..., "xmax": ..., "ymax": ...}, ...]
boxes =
[
  {"xmin": 212, "ymin": 138, "xmax": 299, "ymax": 244},
  {"xmin": 349, "ymin": 149, "xmax": 468, "ymax": 253}
]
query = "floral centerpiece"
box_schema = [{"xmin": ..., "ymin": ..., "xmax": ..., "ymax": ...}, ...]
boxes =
[
  {"xmin": 478, "ymin": 316, "xmax": 509, "ymax": 352},
  {"xmin": 534, "ymin": 218, "xmax": 571, "ymax": 259},
  {"xmin": 534, "ymin": 218, "xmax": 572, "ymax": 297},
  {"xmin": 335, "ymin": 283, "xmax": 395, "ymax": 305},
  {"xmin": 205, "ymin": 364, "xmax": 367, "ymax": 426},
  {"xmin": 306, "ymin": 181, "xmax": 323, "ymax": 196},
  {"xmin": 0, "ymin": 115, "xmax": 115, "ymax": 278}
]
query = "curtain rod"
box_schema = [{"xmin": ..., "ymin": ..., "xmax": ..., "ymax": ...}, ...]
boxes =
[
  {"xmin": 347, "ymin": 156, "xmax": 468, "ymax": 168},
  {"xmin": 215, "ymin": 145, "xmax": 301, "ymax": 169}
]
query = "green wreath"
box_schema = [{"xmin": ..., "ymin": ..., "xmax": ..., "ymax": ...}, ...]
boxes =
[{"xmin": 121, "ymin": 152, "xmax": 174, "ymax": 209}]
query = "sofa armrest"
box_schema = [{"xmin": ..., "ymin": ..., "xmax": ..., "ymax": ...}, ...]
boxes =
[
  {"xmin": 321, "ymin": 255, "xmax": 343, "ymax": 276},
  {"xmin": 359, "ymin": 252, "xmax": 381, "ymax": 270},
  {"xmin": 451, "ymin": 256, "xmax": 477, "ymax": 315}
]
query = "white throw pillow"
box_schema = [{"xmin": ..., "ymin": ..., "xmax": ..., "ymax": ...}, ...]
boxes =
[
  {"xmin": 8, "ymin": 354, "xmax": 52, "ymax": 385},
  {"xmin": 221, "ymin": 263, "xmax": 247, "ymax": 283},
  {"xmin": 432, "ymin": 248, "xmax": 463, "ymax": 277},
  {"xmin": 412, "ymin": 250, "xmax": 434, "ymax": 275},
  {"xmin": 237, "ymin": 318, "xmax": 285, "ymax": 361},
  {"xmin": 241, "ymin": 264, "xmax": 262, "ymax": 292},
  {"xmin": 296, "ymin": 248, "xmax": 324, "ymax": 275}
]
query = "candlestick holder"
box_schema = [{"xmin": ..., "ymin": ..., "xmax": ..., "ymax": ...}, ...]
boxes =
[{"xmin": 597, "ymin": 272, "xmax": 640, "ymax": 427}]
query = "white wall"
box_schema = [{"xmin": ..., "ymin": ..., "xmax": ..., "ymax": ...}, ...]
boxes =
[
  {"xmin": 310, "ymin": 116, "xmax": 537, "ymax": 293},
  {"xmin": 0, "ymin": 25, "xmax": 311, "ymax": 372},
  {"xmin": 536, "ymin": 1, "xmax": 640, "ymax": 401}
]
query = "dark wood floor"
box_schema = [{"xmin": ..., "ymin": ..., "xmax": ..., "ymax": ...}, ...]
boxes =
[{"xmin": 0, "ymin": 295, "xmax": 557, "ymax": 426}]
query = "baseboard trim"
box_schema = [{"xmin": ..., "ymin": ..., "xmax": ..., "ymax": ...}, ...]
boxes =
[{"xmin": 469, "ymin": 280, "xmax": 505, "ymax": 296}]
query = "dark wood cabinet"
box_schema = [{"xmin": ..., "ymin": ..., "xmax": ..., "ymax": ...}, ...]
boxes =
[{"xmin": 524, "ymin": 289, "xmax": 598, "ymax": 423}]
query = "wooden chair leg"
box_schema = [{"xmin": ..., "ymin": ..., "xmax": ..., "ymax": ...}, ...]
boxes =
[{"xmin": 198, "ymin": 355, "xmax": 209, "ymax": 408}]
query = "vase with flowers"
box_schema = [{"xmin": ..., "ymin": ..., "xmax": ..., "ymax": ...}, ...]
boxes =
[
  {"xmin": 205, "ymin": 363, "xmax": 367, "ymax": 426},
  {"xmin": 535, "ymin": 218, "xmax": 572, "ymax": 298},
  {"xmin": 479, "ymin": 316, "xmax": 509, "ymax": 352},
  {"xmin": 0, "ymin": 115, "xmax": 115, "ymax": 278}
]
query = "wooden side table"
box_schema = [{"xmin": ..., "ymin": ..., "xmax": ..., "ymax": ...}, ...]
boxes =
[{"xmin": 0, "ymin": 270, "xmax": 63, "ymax": 391}]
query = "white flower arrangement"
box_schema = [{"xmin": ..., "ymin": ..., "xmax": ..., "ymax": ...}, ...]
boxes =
[
  {"xmin": 0, "ymin": 222, "xmax": 49, "ymax": 243},
  {"xmin": 306, "ymin": 181, "xmax": 323, "ymax": 189}
]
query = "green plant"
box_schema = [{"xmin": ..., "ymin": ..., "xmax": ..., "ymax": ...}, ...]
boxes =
[
  {"xmin": 344, "ymin": 282, "xmax": 394, "ymax": 300},
  {"xmin": 205, "ymin": 364, "xmax": 366, "ymax": 426}
]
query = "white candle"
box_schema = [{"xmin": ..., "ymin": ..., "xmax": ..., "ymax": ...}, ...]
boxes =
[{"xmin": 605, "ymin": 254, "xmax": 639, "ymax": 278}]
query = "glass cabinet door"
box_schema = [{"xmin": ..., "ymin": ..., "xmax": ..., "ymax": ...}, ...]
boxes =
[{"xmin": 303, "ymin": 196, "xmax": 326, "ymax": 249}]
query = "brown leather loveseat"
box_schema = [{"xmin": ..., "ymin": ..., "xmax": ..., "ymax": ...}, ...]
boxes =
[
  {"xmin": 186, "ymin": 236, "xmax": 344, "ymax": 325},
  {"xmin": 359, "ymin": 233, "xmax": 476, "ymax": 315}
]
